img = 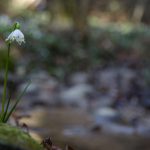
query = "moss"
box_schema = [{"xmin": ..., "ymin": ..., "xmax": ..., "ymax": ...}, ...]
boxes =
[{"xmin": 0, "ymin": 123, "xmax": 43, "ymax": 150}]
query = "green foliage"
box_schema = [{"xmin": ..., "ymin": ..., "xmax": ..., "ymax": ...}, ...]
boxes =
[
  {"xmin": 0, "ymin": 16, "xmax": 149, "ymax": 82},
  {"xmin": 23, "ymin": 23, "xmax": 150, "ymax": 78}
]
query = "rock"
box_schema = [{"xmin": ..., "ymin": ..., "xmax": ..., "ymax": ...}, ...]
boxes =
[
  {"xmin": 63, "ymin": 126, "xmax": 87, "ymax": 136},
  {"xmin": 0, "ymin": 123, "xmax": 43, "ymax": 150},
  {"xmin": 140, "ymin": 88, "xmax": 150, "ymax": 109},
  {"xmin": 96, "ymin": 95, "xmax": 115, "ymax": 108},
  {"xmin": 70, "ymin": 72, "xmax": 89, "ymax": 85},
  {"xmin": 94, "ymin": 107, "xmax": 121, "ymax": 123},
  {"xmin": 18, "ymin": 72, "xmax": 59, "ymax": 108},
  {"xmin": 101, "ymin": 122, "xmax": 135, "ymax": 135},
  {"xmin": 119, "ymin": 103, "xmax": 145, "ymax": 124},
  {"xmin": 59, "ymin": 84, "xmax": 93, "ymax": 108},
  {"xmin": 96, "ymin": 68, "xmax": 137, "ymax": 95}
]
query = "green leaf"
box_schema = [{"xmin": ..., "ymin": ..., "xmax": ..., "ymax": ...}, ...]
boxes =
[
  {"xmin": 4, "ymin": 81, "xmax": 31, "ymax": 122},
  {"xmin": 1, "ymin": 94, "xmax": 12, "ymax": 123}
]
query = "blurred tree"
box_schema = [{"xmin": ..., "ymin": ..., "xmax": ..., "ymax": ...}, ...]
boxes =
[
  {"xmin": 29, "ymin": 0, "xmax": 150, "ymax": 25},
  {"xmin": 132, "ymin": 0, "xmax": 148, "ymax": 23},
  {"xmin": 44, "ymin": 0, "xmax": 59, "ymax": 23},
  {"xmin": 60, "ymin": 0, "xmax": 91, "ymax": 36},
  {"xmin": 122, "ymin": 0, "xmax": 149, "ymax": 23},
  {"xmin": 0, "ymin": 0, "xmax": 9, "ymax": 13}
]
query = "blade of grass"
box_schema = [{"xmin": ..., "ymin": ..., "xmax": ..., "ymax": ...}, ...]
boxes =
[
  {"xmin": 1, "ymin": 94, "xmax": 12, "ymax": 123},
  {"xmin": 4, "ymin": 81, "xmax": 31, "ymax": 122}
]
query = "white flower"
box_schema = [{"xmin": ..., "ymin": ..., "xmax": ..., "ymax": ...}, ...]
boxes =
[{"xmin": 6, "ymin": 29, "xmax": 25, "ymax": 45}]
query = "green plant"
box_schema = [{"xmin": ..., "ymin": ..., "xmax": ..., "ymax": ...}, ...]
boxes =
[{"xmin": 0, "ymin": 22, "xmax": 30, "ymax": 123}]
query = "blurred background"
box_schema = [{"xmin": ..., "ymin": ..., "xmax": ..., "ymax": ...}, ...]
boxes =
[{"xmin": 0, "ymin": 0, "xmax": 150, "ymax": 150}]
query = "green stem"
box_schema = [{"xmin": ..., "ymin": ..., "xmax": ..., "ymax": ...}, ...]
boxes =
[{"xmin": 1, "ymin": 43, "xmax": 11, "ymax": 116}]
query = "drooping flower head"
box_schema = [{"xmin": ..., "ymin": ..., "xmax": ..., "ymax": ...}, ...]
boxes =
[{"xmin": 5, "ymin": 22, "xmax": 25, "ymax": 45}]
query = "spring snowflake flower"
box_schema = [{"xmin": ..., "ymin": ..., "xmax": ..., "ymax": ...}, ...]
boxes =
[{"xmin": 6, "ymin": 29, "xmax": 25, "ymax": 45}]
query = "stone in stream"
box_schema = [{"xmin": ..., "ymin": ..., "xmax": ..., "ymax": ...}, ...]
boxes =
[
  {"xmin": 0, "ymin": 123, "xmax": 43, "ymax": 150},
  {"xmin": 94, "ymin": 107, "xmax": 121, "ymax": 124},
  {"xmin": 59, "ymin": 84, "xmax": 93, "ymax": 108}
]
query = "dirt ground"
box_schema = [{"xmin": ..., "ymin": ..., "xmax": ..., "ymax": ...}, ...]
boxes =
[{"xmin": 19, "ymin": 107, "xmax": 150, "ymax": 150}]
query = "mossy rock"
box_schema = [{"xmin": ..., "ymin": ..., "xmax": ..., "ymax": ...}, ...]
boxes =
[{"xmin": 0, "ymin": 123, "xmax": 43, "ymax": 150}]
